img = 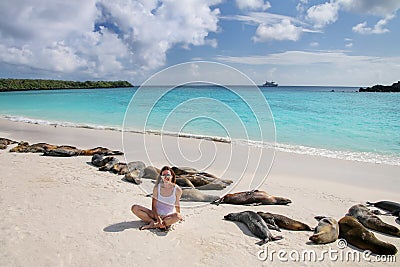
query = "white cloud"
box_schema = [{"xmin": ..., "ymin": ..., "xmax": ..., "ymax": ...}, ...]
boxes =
[
  {"xmin": 352, "ymin": 14, "xmax": 395, "ymax": 34},
  {"xmin": 0, "ymin": 0, "xmax": 221, "ymax": 80},
  {"xmin": 338, "ymin": 0, "xmax": 400, "ymax": 16},
  {"xmin": 306, "ymin": 1, "xmax": 340, "ymax": 28},
  {"xmin": 235, "ymin": 0, "xmax": 271, "ymax": 11},
  {"xmin": 310, "ymin": 42, "xmax": 319, "ymax": 47},
  {"xmin": 345, "ymin": 42, "xmax": 353, "ymax": 48},
  {"xmin": 253, "ymin": 19, "xmax": 303, "ymax": 42}
]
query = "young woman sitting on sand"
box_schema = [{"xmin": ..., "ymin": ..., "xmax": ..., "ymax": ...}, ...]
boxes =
[{"xmin": 131, "ymin": 166, "xmax": 183, "ymax": 230}]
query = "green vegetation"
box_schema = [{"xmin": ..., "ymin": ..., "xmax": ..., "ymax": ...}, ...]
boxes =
[{"xmin": 0, "ymin": 78, "xmax": 133, "ymax": 91}]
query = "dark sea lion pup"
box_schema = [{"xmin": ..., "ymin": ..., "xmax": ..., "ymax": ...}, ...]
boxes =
[
  {"xmin": 224, "ymin": 211, "xmax": 283, "ymax": 245},
  {"xmin": 366, "ymin": 200, "xmax": 400, "ymax": 215},
  {"xmin": 339, "ymin": 216, "xmax": 397, "ymax": 255},
  {"xmin": 348, "ymin": 204, "xmax": 400, "ymax": 237},
  {"xmin": 211, "ymin": 190, "xmax": 291, "ymax": 206},
  {"xmin": 309, "ymin": 216, "xmax": 339, "ymax": 244},
  {"xmin": 257, "ymin": 212, "xmax": 312, "ymax": 231}
]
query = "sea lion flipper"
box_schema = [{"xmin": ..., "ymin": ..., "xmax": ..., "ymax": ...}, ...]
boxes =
[
  {"xmin": 210, "ymin": 198, "xmax": 222, "ymax": 205},
  {"xmin": 272, "ymin": 235, "xmax": 283, "ymax": 241},
  {"xmin": 366, "ymin": 201, "xmax": 374, "ymax": 206}
]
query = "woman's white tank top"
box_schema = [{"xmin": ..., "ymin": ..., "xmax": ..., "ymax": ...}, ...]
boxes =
[{"xmin": 156, "ymin": 183, "xmax": 177, "ymax": 216}]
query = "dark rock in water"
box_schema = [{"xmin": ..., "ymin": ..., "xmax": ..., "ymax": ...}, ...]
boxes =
[
  {"xmin": 359, "ymin": 81, "xmax": 400, "ymax": 92},
  {"xmin": 0, "ymin": 138, "xmax": 17, "ymax": 149}
]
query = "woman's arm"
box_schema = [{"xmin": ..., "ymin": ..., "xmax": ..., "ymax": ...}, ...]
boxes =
[
  {"xmin": 152, "ymin": 186, "xmax": 162, "ymax": 223},
  {"xmin": 175, "ymin": 186, "xmax": 183, "ymax": 214}
]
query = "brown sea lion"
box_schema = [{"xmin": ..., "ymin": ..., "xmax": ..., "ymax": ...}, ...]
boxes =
[
  {"xmin": 0, "ymin": 138, "xmax": 17, "ymax": 149},
  {"xmin": 339, "ymin": 216, "xmax": 397, "ymax": 255},
  {"xmin": 43, "ymin": 146, "xmax": 81, "ymax": 156},
  {"xmin": 181, "ymin": 188, "xmax": 219, "ymax": 202},
  {"xmin": 309, "ymin": 216, "xmax": 339, "ymax": 244},
  {"xmin": 141, "ymin": 166, "xmax": 160, "ymax": 180},
  {"xmin": 172, "ymin": 167, "xmax": 233, "ymax": 189},
  {"xmin": 124, "ymin": 172, "xmax": 142, "ymax": 184},
  {"xmin": 224, "ymin": 211, "xmax": 283, "ymax": 245},
  {"xmin": 348, "ymin": 204, "xmax": 400, "ymax": 237},
  {"xmin": 176, "ymin": 177, "xmax": 195, "ymax": 188},
  {"xmin": 211, "ymin": 190, "xmax": 291, "ymax": 206},
  {"xmin": 80, "ymin": 146, "xmax": 123, "ymax": 156},
  {"xmin": 257, "ymin": 212, "xmax": 312, "ymax": 231},
  {"xmin": 10, "ymin": 142, "xmax": 59, "ymax": 153},
  {"xmin": 98, "ymin": 157, "xmax": 119, "ymax": 171}
]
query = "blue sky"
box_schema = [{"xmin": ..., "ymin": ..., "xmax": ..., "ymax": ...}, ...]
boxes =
[{"xmin": 0, "ymin": 0, "xmax": 399, "ymax": 86}]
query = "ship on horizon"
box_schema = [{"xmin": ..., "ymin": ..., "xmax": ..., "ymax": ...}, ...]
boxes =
[{"xmin": 261, "ymin": 80, "xmax": 278, "ymax": 87}]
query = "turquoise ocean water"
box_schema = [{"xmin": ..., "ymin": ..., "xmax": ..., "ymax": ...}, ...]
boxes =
[{"xmin": 0, "ymin": 85, "xmax": 399, "ymax": 165}]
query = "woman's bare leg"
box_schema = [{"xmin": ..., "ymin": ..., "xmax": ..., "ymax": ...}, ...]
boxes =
[
  {"xmin": 131, "ymin": 204, "xmax": 154, "ymax": 223},
  {"xmin": 161, "ymin": 213, "xmax": 183, "ymax": 227}
]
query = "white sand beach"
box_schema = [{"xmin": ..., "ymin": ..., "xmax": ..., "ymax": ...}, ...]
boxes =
[{"xmin": 1, "ymin": 118, "xmax": 399, "ymax": 266}]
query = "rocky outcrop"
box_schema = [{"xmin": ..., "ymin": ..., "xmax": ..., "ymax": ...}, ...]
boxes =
[{"xmin": 359, "ymin": 81, "xmax": 400, "ymax": 92}]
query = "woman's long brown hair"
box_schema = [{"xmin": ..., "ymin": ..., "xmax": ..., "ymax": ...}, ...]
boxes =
[{"xmin": 156, "ymin": 166, "xmax": 176, "ymax": 185}]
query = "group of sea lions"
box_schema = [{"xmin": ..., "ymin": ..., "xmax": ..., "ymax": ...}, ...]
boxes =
[
  {"xmin": 2, "ymin": 137, "xmax": 399, "ymax": 255},
  {"xmin": 5, "ymin": 139, "xmax": 123, "ymax": 157},
  {"xmin": 221, "ymin": 196, "xmax": 399, "ymax": 255},
  {"xmin": 90, "ymin": 154, "xmax": 234, "ymax": 190}
]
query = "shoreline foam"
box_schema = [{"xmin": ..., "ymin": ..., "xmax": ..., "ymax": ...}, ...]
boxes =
[{"xmin": 2, "ymin": 114, "xmax": 399, "ymax": 166}]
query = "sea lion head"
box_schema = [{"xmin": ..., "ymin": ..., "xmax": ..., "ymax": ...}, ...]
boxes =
[
  {"xmin": 275, "ymin": 197, "xmax": 292, "ymax": 205},
  {"xmin": 224, "ymin": 212, "xmax": 238, "ymax": 221}
]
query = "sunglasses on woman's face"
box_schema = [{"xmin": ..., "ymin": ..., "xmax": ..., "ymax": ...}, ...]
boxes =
[{"xmin": 161, "ymin": 174, "xmax": 172, "ymax": 180}]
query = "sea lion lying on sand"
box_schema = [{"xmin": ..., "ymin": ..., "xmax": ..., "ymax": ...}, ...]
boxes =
[
  {"xmin": 181, "ymin": 189, "xmax": 219, "ymax": 202},
  {"xmin": 367, "ymin": 200, "xmax": 400, "ymax": 216},
  {"xmin": 11, "ymin": 141, "xmax": 123, "ymax": 156},
  {"xmin": 348, "ymin": 204, "xmax": 400, "ymax": 237},
  {"xmin": 339, "ymin": 216, "xmax": 398, "ymax": 255},
  {"xmin": 224, "ymin": 211, "xmax": 283, "ymax": 245},
  {"xmin": 257, "ymin": 212, "xmax": 312, "ymax": 231},
  {"xmin": 172, "ymin": 167, "xmax": 233, "ymax": 190},
  {"xmin": 309, "ymin": 216, "xmax": 339, "ymax": 244},
  {"xmin": 211, "ymin": 190, "xmax": 291, "ymax": 206},
  {"xmin": 0, "ymin": 137, "xmax": 17, "ymax": 149}
]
